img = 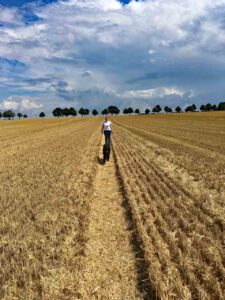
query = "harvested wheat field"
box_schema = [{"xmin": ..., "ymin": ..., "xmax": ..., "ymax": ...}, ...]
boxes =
[{"xmin": 0, "ymin": 112, "xmax": 224, "ymax": 300}]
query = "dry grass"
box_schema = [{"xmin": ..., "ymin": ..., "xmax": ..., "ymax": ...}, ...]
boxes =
[
  {"xmin": 112, "ymin": 112, "xmax": 225, "ymax": 299},
  {"xmin": 1, "ymin": 113, "xmax": 224, "ymax": 299},
  {"xmin": 0, "ymin": 117, "xmax": 101, "ymax": 299}
]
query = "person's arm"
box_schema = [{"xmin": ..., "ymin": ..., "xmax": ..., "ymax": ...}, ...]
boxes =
[{"xmin": 101, "ymin": 123, "xmax": 104, "ymax": 134}]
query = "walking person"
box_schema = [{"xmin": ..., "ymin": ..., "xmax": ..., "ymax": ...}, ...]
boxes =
[{"xmin": 102, "ymin": 116, "xmax": 112, "ymax": 145}]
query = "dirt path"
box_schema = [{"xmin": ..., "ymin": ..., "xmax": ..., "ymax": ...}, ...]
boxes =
[{"xmin": 79, "ymin": 138, "xmax": 146, "ymax": 299}]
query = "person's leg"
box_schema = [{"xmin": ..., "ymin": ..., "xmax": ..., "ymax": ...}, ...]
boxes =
[
  {"xmin": 105, "ymin": 131, "xmax": 111, "ymax": 145},
  {"xmin": 104, "ymin": 131, "xmax": 107, "ymax": 144}
]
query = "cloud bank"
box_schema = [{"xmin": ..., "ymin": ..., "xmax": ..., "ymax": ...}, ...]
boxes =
[{"xmin": 1, "ymin": 0, "xmax": 225, "ymax": 114}]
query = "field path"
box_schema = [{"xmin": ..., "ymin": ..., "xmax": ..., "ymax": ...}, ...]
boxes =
[{"xmin": 79, "ymin": 137, "xmax": 149, "ymax": 299}]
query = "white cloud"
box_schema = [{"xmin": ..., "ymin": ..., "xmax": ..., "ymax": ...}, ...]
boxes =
[
  {"xmin": 1, "ymin": 0, "xmax": 225, "ymax": 110},
  {"xmin": 120, "ymin": 87, "xmax": 187, "ymax": 99},
  {"xmin": 21, "ymin": 99, "xmax": 43, "ymax": 109},
  {"xmin": 0, "ymin": 97, "xmax": 43, "ymax": 111},
  {"xmin": 0, "ymin": 99, "xmax": 19, "ymax": 110}
]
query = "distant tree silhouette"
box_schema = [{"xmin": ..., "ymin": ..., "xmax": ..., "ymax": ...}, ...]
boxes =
[
  {"xmin": 23, "ymin": 114, "xmax": 28, "ymax": 118},
  {"xmin": 218, "ymin": 102, "xmax": 225, "ymax": 110},
  {"xmin": 206, "ymin": 103, "xmax": 212, "ymax": 111},
  {"xmin": 0, "ymin": 112, "xmax": 2, "ymax": 118},
  {"xmin": 92, "ymin": 109, "xmax": 98, "ymax": 116},
  {"xmin": 185, "ymin": 105, "xmax": 193, "ymax": 112},
  {"xmin": 62, "ymin": 108, "xmax": 70, "ymax": 117},
  {"xmin": 3, "ymin": 110, "xmax": 15, "ymax": 120},
  {"xmin": 53, "ymin": 107, "xmax": 63, "ymax": 117},
  {"xmin": 17, "ymin": 112, "xmax": 23, "ymax": 119},
  {"xmin": 153, "ymin": 105, "xmax": 161, "ymax": 113},
  {"xmin": 39, "ymin": 112, "xmax": 45, "ymax": 118},
  {"xmin": 102, "ymin": 108, "xmax": 109, "ymax": 115},
  {"xmin": 145, "ymin": 108, "xmax": 150, "ymax": 114},
  {"xmin": 200, "ymin": 104, "xmax": 206, "ymax": 112},
  {"xmin": 69, "ymin": 107, "xmax": 77, "ymax": 117},
  {"xmin": 212, "ymin": 104, "xmax": 217, "ymax": 111},
  {"xmin": 108, "ymin": 106, "xmax": 120, "ymax": 115},
  {"xmin": 127, "ymin": 107, "xmax": 134, "ymax": 114},
  {"xmin": 135, "ymin": 108, "xmax": 140, "ymax": 114},
  {"xmin": 164, "ymin": 106, "xmax": 172, "ymax": 113},
  {"xmin": 79, "ymin": 108, "xmax": 86, "ymax": 116},
  {"xmin": 84, "ymin": 108, "xmax": 89, "ymax": 116},
  {"xmin": 192, "ymin": 104, "xmax": 196, "ymax": 111},
  {"xmin": 175, "ymin": 106, "xmax": 181, "ymax": 113},
  {"xmin": 123, "ymin": 108, "xmax": 128, "ymax": 114}
]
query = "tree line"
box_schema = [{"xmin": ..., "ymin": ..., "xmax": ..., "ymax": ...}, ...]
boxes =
[{"xmin": 1, "ymin": 102, "xmax": 224, "ymax": 120}]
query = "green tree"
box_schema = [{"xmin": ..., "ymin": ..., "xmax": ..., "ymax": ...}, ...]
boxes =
[
  {"xmin": 218, "ymin": 102, "xmax": 225, "ymax": 111},
  {"xmin": 23, "ymin": 114, "xmax": 28, "ymax": 118},
  {"xmin": 69, "ymin": 107, "xmax": 77, "ymax": 117},
  {"xmin": 123, "ymin": 108, "xmax": 128, "ymax": 114},
  {"xmin": 39, "ymin": 112, "xmax": 45, "ymax": 118},
  {"xmin": 206, "ymin": 103, "xmax": 212, "ymax": 111},
  {"xmin": 62, "ymin": 108, "xmax": 70, "ymax": 117},
  {"xmin": 92, "ymin": 109, "xmax": 98, "ymax": 116},
  {"xmin": 102, "ymin": 108, "xmax": 109, "ymax": 115},
  {"xmin": 79, "ymin": 108, "xmax": 85, "ymax": 116},
  {"xmin": 0, "ymin": 112, "xmax": 2, "ymax": 118},
  {"xmin": 192, "ymin": 104, "xmax": 196, "ymax": 111},
  {"xmin": 108, "ymin": 106, "xmax": 120, "ymax": 115},
  {"xmin": 153, "ymin": 105, "xmax": 161, "ymax": 113},
  {"xmin": 127, "ymin": 107, "xmax": 134, "ymax": 114},
  {"xmin": 175, "ymin": 106, "xmax": 181, "ymax": 113},
  {"xmin": 84, "ymin": 108, "xmax": 89, "ymax": 116},
  {"xmin": 185, "ymin": 105, "xmax": 193, "ymax": 112},
  {"xmin": 212, "ymin": 104, "xmax": 217, "ymax": 111},
  {"xmin": 145, "ymin": 108, "xmax": 150, "ymax": 114},
  {"xmin": 3, "ymin": 110, "xmax": 15, "ymax": 120},
  {"xmin": 53, "ymin": 107, "xmax": 62, "ymax": 117},
  {"xmin": 135, "ymin": 108, "xmax": 140, "ymax": 114},
  {"xmin": 200, "ymin": 104, "xmax": 206, "ymax": 112},
  {"xmin": 17, "ymin": 112, "xmax": 23, "ymax": 119}
]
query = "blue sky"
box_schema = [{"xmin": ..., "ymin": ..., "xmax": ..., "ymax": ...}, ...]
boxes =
[{"xmin": 1, "ymin": 0, "xmax": 225, "ymax": 114}]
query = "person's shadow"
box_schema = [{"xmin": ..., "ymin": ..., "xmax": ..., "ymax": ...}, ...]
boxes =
[{"xmin": 97, "ymin": 156, "xmax": 104, "ymax": 165}]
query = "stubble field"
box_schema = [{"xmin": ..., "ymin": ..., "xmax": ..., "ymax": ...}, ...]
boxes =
[{"xmin": 0, "ymin": 112, "xmax": 224, "ymax": 300}]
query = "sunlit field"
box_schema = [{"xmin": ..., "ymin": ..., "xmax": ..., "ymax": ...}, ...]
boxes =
[{"xmin": 0, "ymin": 112, "xmax": 224, "ymax": 299}]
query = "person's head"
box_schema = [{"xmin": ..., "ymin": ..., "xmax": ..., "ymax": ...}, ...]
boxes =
[{"xmin": 105, "ymin": 116, "xmax": 108, "ymax": 122}]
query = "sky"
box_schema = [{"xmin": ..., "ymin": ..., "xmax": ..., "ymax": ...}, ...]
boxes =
[{"xmin": 1, "ymin": 0, "xmax": 225, "ymax": 115}]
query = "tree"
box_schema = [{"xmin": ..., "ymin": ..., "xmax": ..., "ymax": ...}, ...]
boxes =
[
  {"xmin": 192, "ymin": 104, "xmax": 196, "ymax": 111},
  {"xmin": 212, "ymin": 104, "xmax": 217, "ymax": 111},
  {"xmin": 123, "ymin": 108, "xmax": 128, "ymax": 114},
  {"xmin": 0, "ymin": 112, "xmax": 2, "ymax": 118},
  {"xmin": 92, "ymin": 109, "xmax": 98, "ymax": 116},
  {"xmin": 53, "ymin": 107, "xmax": 62, "ymax": 117},
  {"xmin": 23, "ymin": 114, "xmax": 28, "ymax": 118},
  {"xmin": 102, "ymin": 108, "xmax": 109, "ymax": 115},
  {"xmin": 108, "ymin": 106, "xmax": 120, "ymax": 115},
  {"xmin": 200, "ymin": 104, "xmax": 206, "ymax": 112},
  {"xmin": 218, "ymin": 102, "xmax": 225, "ymax": 111},
  {"xmin": 62, "ymin": 107, "xmax": 70, "ymax": 117},
  {"xmin": 17, "ymin": 112, "xmax": 23, "ymax": 119},
  {"xmin": 127, "ymin": 107, "xmax": 134, "ymax": 114},
  {"xmin": 145, "ymin": 108, "xmax": 150, "ymax": 114},
  {"xmin": 79, "ymin": 108, "xmax": 86, "ymax": 116},
  {"xmin": 164, "ymin": 106, "xmax": 172, "ymax": 113},
  {"xmin": 185, "ymin": 105, "xmax": 193, "ymax": 112},
  {"xmin": 206, "ymin": 103, "xmax": 212, "ymax": 111},
  {"xmin": 3, "ymin": 110, "xmax": 15, "ymax": 120},
  {"xmin": 153, "ymin": 105, "xmax": 161, "ymax": 113},
  {"xmin": 39, "ymin": 112, "xmax": 45, "ymax": 118},
  {"xmin": 69, "ymin": 107, "xmax": 77, "ymax": 117},
  {"xmin": 175, "ymin": 106, "xmax": 181, "ymax": 113},
  {"xmin": 84, "ymin": 108, "xmax": 89, "ymax": 116},
  {"xmin": 135, "ymin": 108, "xmax": 140, "ymax": 114}
]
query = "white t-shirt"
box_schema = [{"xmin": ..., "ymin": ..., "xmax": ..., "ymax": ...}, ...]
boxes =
[{"xmin": 103, "ymin": 120, "xmax": 112, "ymax": 131}]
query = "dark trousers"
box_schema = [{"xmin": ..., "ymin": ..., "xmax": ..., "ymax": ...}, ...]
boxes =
[{"xmin": 104, "ymin": 130, "xmax": 111, "ymax": 145}]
